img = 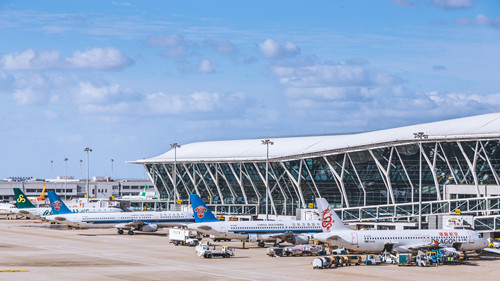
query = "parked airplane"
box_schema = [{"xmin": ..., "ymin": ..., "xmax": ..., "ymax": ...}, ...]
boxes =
[
  {"xmin": 45, "ymin": 191, "xmax": 195, "ymax": 235},
  {"xmin": 10, "ymin": 188, "xmax": 123, "ymax": 217},
  {"xmin": 312, "ymin": 198, "xmax": 489, "ymax": 254},
  {"xmin": 187, "ymin": 194, "xmax": 323, "ymax": 247}
]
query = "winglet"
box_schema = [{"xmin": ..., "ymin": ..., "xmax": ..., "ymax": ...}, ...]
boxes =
[
  {"xmin": 315, "ymin": 198, "xmax": 349, "ymax": 231},
  {"xmin": 13, "ymin": 188, "xmax": 37, "ymax": 209},
  {"xmin": 47, "ymin": 191, "xmax": 72, "ymax": 215},
  {"xmin": 189, "ymin": 194, "xmax": 220, "ymax": 223}
]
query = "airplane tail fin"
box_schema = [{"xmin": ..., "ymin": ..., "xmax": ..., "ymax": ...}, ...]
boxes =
[
  {"xmin": 189, "ymin": 194, "xmax": 220, "ymax": 223},
  {"xmin": 315, "ymin": 198, "xmax": 349, "ymax": 231},
  {"xmin": 47, "ymin": 191, "xmax": 72, "ymax": 215},
  {"xmin": 13, "ymin": 188, "xmax": 37, "ymax": 209},
  {"xmin": 37, "ymin": 182, "xmax": 46, "ymax": 201}
]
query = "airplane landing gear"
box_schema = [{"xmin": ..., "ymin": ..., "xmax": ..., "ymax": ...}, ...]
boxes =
[
  {"xmin": 258, "ymin": 241, "xmax": 265, "ymax": 248},
  {"xmin": 128, "ymin": 230, "xmax": 134, "ymax": 235},
  {"xmin": 117, "ymin": 229, "xmax": 124, "ymax": 235}
]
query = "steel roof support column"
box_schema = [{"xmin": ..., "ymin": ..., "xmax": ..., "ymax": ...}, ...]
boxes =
[
  {"xmin": 269, "ymin": 166, "xmax": 288, "ymax": 215},
  {"xmin": 438, "ymin": 143, "xmax": 459, "ymax": 185},
  {"xmin": 204, "ymin": 163, "xmax": 224, "ymax": 203},
  {"xmin": 253, "ymin": 162, "xmax": 278, "ymax": 216},
  {"xmin": 193, "ymin": 164, "xmax": 214, "ymax": 204},
  {"xmin": 420, "ymin": 143, "xmax": 443, "ymax": 201},
  {"xmin": 217, "ymin": 163, "xmax": 238, "ymax": 203},
  {"xmin": 347, "ymin": 153, "xmax": 367, "ymax": 207},
  {"xmin": 177, "ymin": 166, "xmax": 194, "ymax": 199},
  {"xmin": 241, "ymin": 164, "xmax": 262, "ymax": 203},
  {"xmin": 323, "ymin": 155, "xmax": 350, "ymax": 208},
  {"xmin": 162, "ymin": 164, "xmax": 178, "ymax": 201},
  {"xmin": 457, "ymin": 141, "xmax": 481, "ymax": 196},
  {"xmin": 152, "ymin": 164, "xmax": 172, "ymax": 199},
  {"xmin": 394, "ymin": 148, "xmax": 415, "ymax": 204},
  {"xmin": 302, "ymin": 159, "xmax": 321, "ymax": 198},
  {"xmin": 228, "ymin": 163, "xmax": 248, "ymax": 204},
  {"xmin": 280, "ymin": 162, "xmax": 306, "ymax": 208},
  {"xmin": 369, "ymin": 149, "xmax": 395, "ymax": 204},
  {"xmin": 182, "ymin": 163, "xmax": 201, "ymax": 196},
  {"xmin": 479, "ymin": 141, "xmax": 500, "ymax": 185}
]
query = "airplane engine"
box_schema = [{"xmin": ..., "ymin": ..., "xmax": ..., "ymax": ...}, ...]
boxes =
[
  {"xmin": 290, "ymin": 234, "xmax": 309, "ymax": 245},
  {"xmin": 441, "ymin": 247, "xmax": 460, "ymax": 257},
  {"xmin": 141, "ymin": 224, "xmax": 158, "ymax": 232},
  {"xmin": 248, "ymin": 234, "xmax": 258, "ymax": 242}
]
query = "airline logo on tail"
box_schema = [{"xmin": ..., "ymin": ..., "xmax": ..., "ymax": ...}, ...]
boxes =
[
  {"xmin": 321, "ymin": 206, "xmax": 334, "ymax": 231},
  {"xmin": 51, "ymin": 201, "xmax": 62, "ymax": 211},
  {"xmin": 194, "ymin": 206, "xmax": 207, "ymax": 218},
  {"xmin": 17, "ymin": 194, "xmax": 26, "ymax": 203}
]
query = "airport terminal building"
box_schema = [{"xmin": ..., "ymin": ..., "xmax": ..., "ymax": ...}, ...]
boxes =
[{"xmin": 134, "ymin": 113, "xmax": 500, "ymax": 233}]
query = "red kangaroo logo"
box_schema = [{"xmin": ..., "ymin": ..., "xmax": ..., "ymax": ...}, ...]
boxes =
[
  {"xmin": 52, "ymin": 201, "xmax": 62, "ymax": 211},
  {"xmin": 321, "ymin": 207, "xmax": 334, "ymax": 231},
  {"xmin": 194, "ymin": 206, "xmax": 207, "ymax": 218}
]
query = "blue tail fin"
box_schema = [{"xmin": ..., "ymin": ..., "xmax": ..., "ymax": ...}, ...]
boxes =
[
  {"xmin": 189, "ymin": 194, "xmax": 219, "ymax": 223},
  {"xmin": 47, "ymin": 191, "xmax": 72, "ymax": 215}
]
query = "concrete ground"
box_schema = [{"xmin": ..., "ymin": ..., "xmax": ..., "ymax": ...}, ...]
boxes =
[{"xmin": 0, "ymin": 219, "xmax": 499, "ymax": 281}]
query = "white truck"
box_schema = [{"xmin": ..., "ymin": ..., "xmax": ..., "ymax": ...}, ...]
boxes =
[
  {"xmin": 195, "ymin": 241, "xmax": 235, "ymax": 258},
  {"xmin": 169, "ymin": 228, "xmax": 200, "ymax": 246}
]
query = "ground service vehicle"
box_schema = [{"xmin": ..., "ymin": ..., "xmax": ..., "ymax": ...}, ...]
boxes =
[
  {"xmin": 396, "ymin": 253, "xmax": 413, "ymax": 265},
  {"xmin": 195, "ymin": 241, "xmax": 234, "ymax": 258},
  {"xmin": 312, "ymin": 257, "xmax": 332, "ymax": 269},
  {"xmin": 267, "ymin": 247, "xmax": 284, "ymax": 257},
  {"xmin": 365, "ymin": 255, "xmax": 382, "ymax": 265},
  {"xmin": 169, "ymin": 228, "xmax": 200, "ymax": 246}
]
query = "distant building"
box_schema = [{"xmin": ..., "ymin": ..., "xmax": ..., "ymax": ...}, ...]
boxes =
[{"xmin": 0, "ymin": 177, "xmax": 153, "ymax": 201}]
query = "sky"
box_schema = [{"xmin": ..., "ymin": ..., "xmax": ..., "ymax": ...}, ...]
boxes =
[{"xmin": 0, "ymin": 0, "xmax": 499, "ymax": 180}]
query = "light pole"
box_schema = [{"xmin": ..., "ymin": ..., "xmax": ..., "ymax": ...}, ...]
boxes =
[
  {"xmin": 170, "ymin": 143, "xmax": 181, "ymax": 203},
  {"xmin": 414, "ymin": 132, "xmax": 428, "ymax": 230},
  {"xmin": 84, "ymin": 147, "xmax": 92, "ymax": 201},
  {"xmin": 64, "ymin": 158, "xmax": 68, "ymax": 200},
  {"xmin": 111, "ymin": 158, "xmax": 114, "ymax": 179},
  {"xmin": 80, "ymin": 159, "xmax": 83, "ymax": 179},
  {"xmin": 50, "ymin": 160, "xmax": 54, "ymax": 179},
  {"xmin": 261, "ymin": 139, "xmax": 274, "ymax": 221}
]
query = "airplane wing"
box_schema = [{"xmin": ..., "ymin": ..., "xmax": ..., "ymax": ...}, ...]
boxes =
[
  {"xmin": 482, "ymin": 248, "xmax": 500, "ymax": 255},
  {"xmin": 114, "ymin": 221, "xmax": 146, "ymax": 229},
  {"xmin": 406, "ymin": 240, "xmax": 440, "ymax": 251},
  {"xmin": 16, "ymin": 210, "xmax": 43, "ymax": 220}
]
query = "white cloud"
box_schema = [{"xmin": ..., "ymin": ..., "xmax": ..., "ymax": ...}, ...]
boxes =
[
  {"xmin": 258, "ymin": 39, "xmax": 300, "ymax": 59},
  {"xmin": 1, "ymin": 47, "xmax": 133, "ymax": 71},
  {"xmin": 455, "ymin": 14, "xmax": 500, "ymax": 27},
  {"xmin": 66, "ymin": 47, "xmax": 133, "ymax": 71},
  {"xmin": 145, "ymin": 91, "xmax": 247, "ymax": 115},
  {"xmin": 431, "ymin": 0, "xmax": 474, "ymax": 10},
  {"xmin": 1, "ymin": 49, "xmax": 61, "ymax": 70},
  {"xmin": 13, "ymin": 88, "xmax": 41, "ymax": 105},
  {"xmin": 198, "ymin": 59, "xmax": 216, "ymax": 74},
  {"xmin": 204, "ymin": 39, "xmax": 237, "ymax": 55}
]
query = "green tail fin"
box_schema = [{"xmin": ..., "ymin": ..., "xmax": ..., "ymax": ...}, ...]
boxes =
[{"xmin": 13, "ymin": 188, "xmax": 37, "ymax": 209}]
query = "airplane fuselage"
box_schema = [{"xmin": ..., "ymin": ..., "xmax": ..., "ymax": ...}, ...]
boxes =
[
  {"xmin": 313, "ymin": 229, "xmax": 488, "ymax": 253},
  {"xmin": 45, "ymin": 211, "xmax": 194, "ymax": 228}
]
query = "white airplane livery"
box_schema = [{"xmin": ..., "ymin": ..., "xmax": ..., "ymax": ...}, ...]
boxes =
[
  {"xmin": 187, "ymin": 194, "xmax": 323, "ymax": 247},
  {"xmin": 312, "ymin": 198, "xmax": 489, "ymax": 254},
  {"xmin": 45, "ymin": 191, "xmax": 194, "ymax": 235}
]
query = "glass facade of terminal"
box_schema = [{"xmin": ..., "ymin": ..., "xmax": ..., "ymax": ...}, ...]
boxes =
[{"xmin": 144, "ymin": 139, "xmax": 500, "ymax": 216}]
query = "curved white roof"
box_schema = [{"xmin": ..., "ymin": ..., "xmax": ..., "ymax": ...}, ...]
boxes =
[{"xmin": 135, "ymin": 113, "xmax": 500, "ymax": 164}]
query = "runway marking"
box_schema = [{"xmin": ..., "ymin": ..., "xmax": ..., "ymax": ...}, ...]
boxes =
[{"xmin": 0, "ymin": 270, "xmax": 29, "ymax": 272}]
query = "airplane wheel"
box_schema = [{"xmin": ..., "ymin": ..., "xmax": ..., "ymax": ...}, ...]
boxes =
[
  {"xmin": 118, "ymin": 229, "xmax": 124, "ymax": 235},
  {"xmin": 258, "ymin": 242, "xmax": 265, "ymax": 248},
  {"xmin": 128, "ymin": 230, "xmax": 134, "ymax": 235}
]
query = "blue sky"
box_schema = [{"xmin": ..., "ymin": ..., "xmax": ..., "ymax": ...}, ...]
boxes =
[{"xmin": 0, "ymin": 0, "xmax": 499, "ymax": 180}]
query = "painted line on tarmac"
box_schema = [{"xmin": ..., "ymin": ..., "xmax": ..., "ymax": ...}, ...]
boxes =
[{"xmin": 0, "ymin": 240, "xmax": 256, "ymax": 281}]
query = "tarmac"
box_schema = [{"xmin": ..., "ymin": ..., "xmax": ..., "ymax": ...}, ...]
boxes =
[{"xmin": 0, "ymin": 219, "xmax": 499, "ymax": 281}]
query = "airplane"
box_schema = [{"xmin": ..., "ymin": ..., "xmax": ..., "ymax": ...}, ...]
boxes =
[
  {"xmin": 311, "ymin": 197, "xmax": 489, "ymax": 254},
  {"xmin": 121, "ymin": 184, "xmax": 158, "ymax": 199},
  {"xmin": 187, "ymin": 194, "xmax": 323, "ymax": 247},
  {"xmin": 9, "ymin": 188, "xmax": 123, "ymax": 218},
  {"xmin": 45, "ymin": 191, "xmax": 195, "ymax": 235}
]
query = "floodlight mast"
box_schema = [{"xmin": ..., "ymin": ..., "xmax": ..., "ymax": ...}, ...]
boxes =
[
  {"xmin": 413, "ymin": 132, "xmax": 428, "ymax": 230},
  {"xmin": 262, "ymin": 139, "xmax": 274, "ymax": 221}
]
